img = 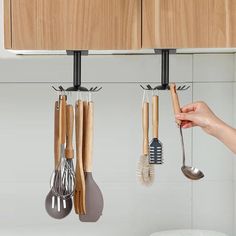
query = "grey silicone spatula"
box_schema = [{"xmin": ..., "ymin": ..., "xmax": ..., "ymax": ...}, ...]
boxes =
[
  {"xmin": 79, "ymin": 101, "xmax": 104, "ymax": 222},
  {"xmin": 149, "ymin": 96, "xmax": 163, "ymax": 164},
  {"xmin": 45, "ymin": 100, "xmax": 72, "ymax": 219}
]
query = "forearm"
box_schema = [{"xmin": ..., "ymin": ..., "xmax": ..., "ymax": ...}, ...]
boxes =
[{"xmin": 211, "ymin": 121, "xmax": 236, "ymax": 154}]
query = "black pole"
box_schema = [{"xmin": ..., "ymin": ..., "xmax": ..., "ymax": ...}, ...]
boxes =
[
  {"xmin": 73, "ymin": 51, "xmax": 81, "ymax": 88},
  {"xmin": 161, "ymin": 50, "xmax": 169, "ymax": 89}
]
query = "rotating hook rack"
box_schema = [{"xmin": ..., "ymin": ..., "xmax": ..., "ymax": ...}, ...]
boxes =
[
  {"xmin": 52, "ymin": 51, "xmax": 102, "ymax": 92},
  {"xmin": 140, "ymin": 49, "xmax": 190, "ymax": 91}
]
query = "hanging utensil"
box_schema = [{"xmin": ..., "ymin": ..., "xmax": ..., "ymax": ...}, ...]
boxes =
[
  {"xmin": 50, "ymin": 95, "xmax": 75, "ymax": 199},
  {"xmin": 45, "ymin": 100, "xmax": 72, "ymax": 219},
  {"xmin": 137, "ymin": 96, "xmax": 155, "ymax": 186},
  {"xmin": 79, "ymin": 101, "xmax": 104, "ymax": 222},
  {"xmin": 170, "ymin": 84, "xmax": 204, "ymax": 180},
  {"xmin": 74, "ymin": 100, "xmax": 86, "ymax": 215},
  {"xmin": 65, "ymin": 104, "xmax": 76, "ymax": 194},
  {"xmin": 149, "ymin": 95, "xmax": 163, "ymax": 164}
]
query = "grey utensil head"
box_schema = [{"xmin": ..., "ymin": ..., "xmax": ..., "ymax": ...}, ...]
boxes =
[
  {"xmin": 179, "ymin": 127, "xmax": 205, "ymax": 180},
  {"xmin": 45, "ymin": 190, "xmax": 72, "ymax": 219},
  {"xmin": 181, "ymin": 166, "xmax": 204, "ymax": 180},
  {"xmin": 149, "ymin": 138, "xmax": 163, "ymax": 164},
  {"xmin": 79, "ymin": 173, "xmax": 104, "ymax": 222}
]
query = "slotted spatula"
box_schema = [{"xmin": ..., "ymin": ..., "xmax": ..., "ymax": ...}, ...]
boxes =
[
  {"xmin": 149, "ymin": 96, "xmax": 163, "ymax": 164},
  {"xmin": 45, "ymin": 100, "xmax": 72, "ymax": 219}
]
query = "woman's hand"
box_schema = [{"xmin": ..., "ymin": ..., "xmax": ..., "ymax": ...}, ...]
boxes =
[
  {"xmin": 175, "ymin": 101, "xmax": 236, "ymax": 154},
  {"xmin": 175, "ymin": 101, "xmax": 224, "ymax": 136}
]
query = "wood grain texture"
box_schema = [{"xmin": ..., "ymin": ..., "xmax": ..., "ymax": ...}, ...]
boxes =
[
  {"xmin": 209, "ymin": 0, "xmax": 236, "ymax": 47},
  {"xmin": 3, "ymin": 0, "xmax": 12, "ymax": 49},
  {"xmin": 65, "ymin": 105, "xmax": 74, "ymax": 160},
  {"xmin": 142, "ymin": 0, "xmax": 236, "ymax": 48},
  {"xmin": 84, "ymin": 102, "xmax": 94, "ymax": 173},
  {"xmin": 142, "ymin": 102, "xmax": 149, "ymax": 156},
  {"xmin": 10, "ymin": 0, "xmax": 141, "ymax": 50}
]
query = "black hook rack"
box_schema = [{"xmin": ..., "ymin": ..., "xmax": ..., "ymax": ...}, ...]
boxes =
[
  {"xmin": 53, "ymin": 51, "xmax": 102, "ymax": 92},
  {"xmin": 140, "ymin": 49, "xmax": 190, "ymax": 91}
]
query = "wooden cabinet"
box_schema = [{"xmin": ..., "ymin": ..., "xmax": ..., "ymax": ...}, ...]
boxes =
[
  {"xmin": 142, "ymin": 0, "xmax": 236, "ymax": 48},
  {"xmin": 4, "ymin": 0, "xmax": 236, "ymax": 50},
  {"xmin": 4, "ymin": 0, "xmax": 141, "ymax": 50}
]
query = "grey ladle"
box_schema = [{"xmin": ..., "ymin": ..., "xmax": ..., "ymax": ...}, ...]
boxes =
[
  {"xmin": 45, "ymin": 100, "xmax": 72, "ymax": 219},
  {"xmin": 170, "ymin": 84, "xmax": 204, "ymax": 180}
]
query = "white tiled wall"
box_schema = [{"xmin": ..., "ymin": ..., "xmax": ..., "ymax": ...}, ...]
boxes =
[{"xmin": 0, "ymin": 54, "xmax": 235, "ymax": 236}]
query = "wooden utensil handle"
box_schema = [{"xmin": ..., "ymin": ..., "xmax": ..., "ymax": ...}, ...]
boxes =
[
  {"xmin": 65, "ymin": 104, "xmax": 74, "ymax": 159},
  {"xmin": 60, "ymin": 95, "xmax": 67, "ymax": 144},
  {"xmin": 54, "ymin": 101, "xmax": 60, "ymax": 168},
  {"xmin": 142, "ymin": 102, "xmax": 149, "ymax": 155},
  {"xmin": 74, "ymin": 100, "xmax": 84, "ymax": 214},
  {"xmin": 82, "ymin": 101, "xmax": 88, "ymax": 165},
  {"xmin": 152, "ymin": 96, "xmax": 159, "ymax": 139},
  {"xmin": 75, "ymin": 100, "xmax": 86, "ymax": 214},
  {"xmin": 84, "ymin": 102, "xmax": 94, "ymax": 172},
  {"xmin": 170, "ymin": 83, "xmax": 182, "ymax": 126}
]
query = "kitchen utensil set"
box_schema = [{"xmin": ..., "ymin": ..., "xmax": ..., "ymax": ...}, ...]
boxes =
[{"xmin": 45, "ymin": 93, "xmax": 103, "ymax": 221}]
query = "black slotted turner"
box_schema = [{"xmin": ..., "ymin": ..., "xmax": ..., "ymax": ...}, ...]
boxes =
[{"xmin": 149, "ymin": 96, "xmax": 163, "ymax": 164}]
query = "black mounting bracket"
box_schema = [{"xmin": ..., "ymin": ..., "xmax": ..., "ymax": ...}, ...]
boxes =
[
  {"xmin": 53, "ymin": 51, "xmax": 102, "ymax": 92},
  {"xmin": 140, "ymin": 49, "xmax": 190, "ymax": 91}
]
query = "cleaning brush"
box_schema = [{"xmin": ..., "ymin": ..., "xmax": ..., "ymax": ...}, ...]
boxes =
[{"xmin": 137, "ymin": 96, "xmax": 155, "ymax": 186}]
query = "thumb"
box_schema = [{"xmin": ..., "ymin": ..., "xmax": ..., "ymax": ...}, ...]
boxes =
[{"xmin": 175, "ymin": 113, "xmax": 195, "ymax": 122}]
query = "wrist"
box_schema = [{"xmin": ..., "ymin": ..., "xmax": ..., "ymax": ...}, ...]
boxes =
[{"xmin": 208, "ymin": 118, "xmax": 229, "ymax": 138}]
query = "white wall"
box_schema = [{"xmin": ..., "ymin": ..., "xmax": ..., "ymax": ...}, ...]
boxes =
[{"xmin": 0, "ymin": 52, "xmax": 234, "ymax": 236}]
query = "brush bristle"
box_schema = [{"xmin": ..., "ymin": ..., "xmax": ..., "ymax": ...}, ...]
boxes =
[{"xmin": 137, "ymin": 155, "xmax": 155, "ymax": 186}]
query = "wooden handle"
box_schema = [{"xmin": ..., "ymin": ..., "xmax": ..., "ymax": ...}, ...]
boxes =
[
  {"xmin": 152, "ymin": 96, "xmax": 159, "ymax": 139},
  {"xmin": 142, "ymin": 102, "xmax": 149, "ymax": 155},
  {"xmin": 54, "ymin": 101, "xmax": 60, "ymax": 168},
  {"xmin": 82, "ymin": 101, "xmax": 88, "ymax": 166},
  {"xmin": 84, "ymin": 102, "xmax": 94, "ymax": 172},
  {"xmin": 60, "ymin": 95, "xmax": 67, "ymax": 145},
  {"xmin": 65, "ymin": 105, "xmax": 74, "ymax": 159},
  {"xmin": 74, "ymin": 100, "xmax": 86, "ymax": 215},
  {"xmin": 169, "ymin": 83, "xmax": 181, "ymax": 126}
]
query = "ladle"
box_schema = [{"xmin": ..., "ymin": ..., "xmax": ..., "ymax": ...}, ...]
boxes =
[{"xmin": 170, "ymin": 84, "xmax": 204, "ymax": 180}]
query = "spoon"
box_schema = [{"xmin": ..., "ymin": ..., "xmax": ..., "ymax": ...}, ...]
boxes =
[
  {"xmin": 170, "ymin": 84, "xmax": 204, "ymax": 180},
  {"xmin": 45, "ymin": 100, "xmax": 72, "ymax": 219}
]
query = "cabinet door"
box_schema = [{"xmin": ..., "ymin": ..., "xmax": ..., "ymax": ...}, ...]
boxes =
[
  {"xmin": 208, "ymin": 0, "xmax": 236, "ymax": 47},
  {"xmin": 142, "ymin": 0, "xmax": 236, "ymax": 48},
  {"xmin": 10, "ymin": 0, "xmax": 141, "ymax": 50}
]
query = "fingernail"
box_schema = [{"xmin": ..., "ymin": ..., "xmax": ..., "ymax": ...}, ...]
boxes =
[{"xmin": 175, "ymin": 114, "xmax": 181, "ymax": 118}]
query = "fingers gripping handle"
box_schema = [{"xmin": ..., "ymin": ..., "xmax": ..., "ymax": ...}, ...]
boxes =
[
  {"xmin": 65, "ymin": 105, "xmax": 74, "ymax": 159},
  {"xmin": 170, "ymin": 84, "xmax": 182, "ymax": 126},
  {"xmin": 142, "ymin": 102, "xmax": 149, "ymax": 155},
  {"xmin": 152, "ymin": 96, "xmax": 159, "ymax": 139}
]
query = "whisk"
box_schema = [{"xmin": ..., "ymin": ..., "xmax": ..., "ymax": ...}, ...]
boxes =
[{"xmin": 51, "ymin": 95, "xmax": 75, "ymax": 199}]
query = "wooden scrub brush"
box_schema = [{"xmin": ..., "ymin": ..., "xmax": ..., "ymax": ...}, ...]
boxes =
[{"xmin": 137, "ymin": 94, "xmax": 155, "ymax": 186}]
